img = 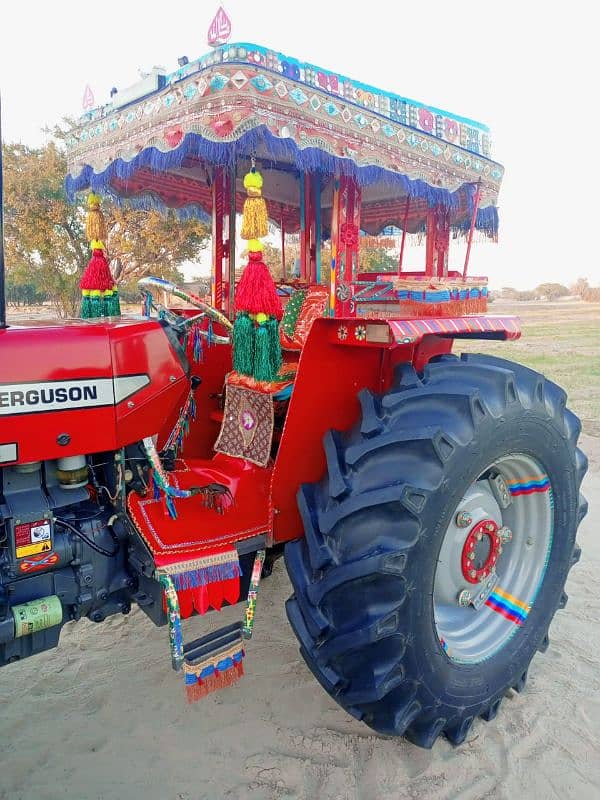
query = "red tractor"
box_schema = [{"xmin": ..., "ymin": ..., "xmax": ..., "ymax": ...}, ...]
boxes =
[{"xmin": 0, "ymin": 42, "xmax": 587, "ymax": 748}]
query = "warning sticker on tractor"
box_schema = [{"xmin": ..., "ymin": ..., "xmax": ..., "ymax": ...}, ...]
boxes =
[{"xmin": 15, "ymin": 520, "xmax": 52, "ymax": 559}]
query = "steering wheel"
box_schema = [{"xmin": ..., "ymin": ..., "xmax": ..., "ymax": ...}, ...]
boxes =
[{"xmin": 138, "ymin": 276, "xmax": 232, "ymax": 344}]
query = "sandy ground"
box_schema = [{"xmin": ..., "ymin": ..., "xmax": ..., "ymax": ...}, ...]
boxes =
[{"xmin": 0, "ymin": 434, "xmax": 598, "ymax": 800}]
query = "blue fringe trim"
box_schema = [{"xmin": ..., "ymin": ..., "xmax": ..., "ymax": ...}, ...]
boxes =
[
  {"xmin": 396, "ymin": 288, "xmax": 486, "ymax": 302},
  {"xmin": 184, "ymin": 649, "xmax": 244, "ymax": 684},
  {"xmin": 66, "ymin": 127, "xmax": 498, "ymax": 234},
  {"xmin": 171, "ymin": 560, "xmax": 242, "ymax": 591}
]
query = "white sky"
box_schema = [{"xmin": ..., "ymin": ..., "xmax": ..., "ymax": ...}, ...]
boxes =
[{"xmin": 1, "ymin": 1, "xmax": 598, "ymax": 290}]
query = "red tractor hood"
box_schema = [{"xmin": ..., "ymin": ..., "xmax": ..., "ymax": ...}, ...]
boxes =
[{"xmin": 0, "ymin": 317, "xmax": 189, "ymax": 464}]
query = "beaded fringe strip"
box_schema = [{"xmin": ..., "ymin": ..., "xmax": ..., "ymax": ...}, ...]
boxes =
[
  {"xmin": 183, "ymin": 641, "xmax": 245, "ymax": 703},
  {"xmin": 156, "ymin": 550, "xmax": 241, "ymax": 591},
  {"xmin": 163, "ymin": 389, "xmax": 197, "ymax": 458},
  {"xmin": 143, "ymin": 436, "xmax": 195, "ymax": 519}
]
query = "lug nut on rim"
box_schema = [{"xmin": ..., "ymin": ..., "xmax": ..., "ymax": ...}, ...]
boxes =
[
  {"xmin": 458, "ymin": 589, "xmax": 472, "ymax": 607},
  {"xmin": 498, "ymin": 525, "xmax": 513, "ymax": 544}
]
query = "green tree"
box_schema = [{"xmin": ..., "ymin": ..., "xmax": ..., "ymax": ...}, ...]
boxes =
[
  {"xmin": 3, "ymin": 140, "xmax": 209, "ymax": 317},
  {"xmin": 359, "ymin": 245, "xmax": 397, "ymax": 273}
]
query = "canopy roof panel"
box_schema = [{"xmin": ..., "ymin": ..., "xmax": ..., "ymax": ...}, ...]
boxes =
[{"xmin": 65, "ymin": 42, "xmax": 503, "ymax": 236}]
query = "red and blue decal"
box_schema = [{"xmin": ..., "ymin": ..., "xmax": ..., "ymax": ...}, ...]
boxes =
[
  {"xmin": 506, "ymin": 475, "xmax": 550, "ymax": 497},
  {"xmin": 485, "ymin": 586, "xmax": 529, "ymax": 625}
]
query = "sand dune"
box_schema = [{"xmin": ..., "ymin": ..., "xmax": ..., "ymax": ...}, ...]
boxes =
[{"xmin": 0, "ymin": 433, "xmax": 598, "ymax": 800}]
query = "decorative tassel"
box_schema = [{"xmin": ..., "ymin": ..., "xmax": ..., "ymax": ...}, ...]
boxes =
[
  {"xmin": 184, "ymin": 647, "xmax": 245, "ymax": 703},
  {"xmin": 89, "ymin": 290, "xmax": 103, "ymax": 318},
  {"xmin": 142, "ymin": 291, "xmax": 153, "ymax": 317},
  {"xmin": 240, "ymin": 167, "xmax": 268, "ymax": 240},
  {"xmin": 192, "ymin": 324, "xmax": 202, "ymax": 362},
  {"xmin": 79, "ymin": 243, "xmax": 117, "ymax": 319},
  {"xmin": 266, "ymin": 317, "xmax": 282, "ymax": 377},
  {"xmin": 166, "ymin": 495, "xmax": 178, "ymax": 520},
  {"xmin": 207, "ymin": 320, "xmax": 214, "ymax": 347},
  {"xmin": 254, "ymin": 322, "xmax": 274, "ymax": 381},
  {"xmin": 85, "ymin": 193, "xmax": 107, "ymax": 244},
  {"xmin": 81, "ymin": 291, "xmax": 92, "ymax": 319},
  {"xmin": 104, "ymin": 289, "xmax": 121, "ymax": 317},
  {"xmin": 234, "ymin": 245, "xmax": 283, "ymax": 319},
  {"xmin": 232, "ymin": 312, "xmax": 255, "ymax": 375}
]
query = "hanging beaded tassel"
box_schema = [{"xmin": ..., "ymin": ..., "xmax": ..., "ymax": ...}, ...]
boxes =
[
  {"xmin": 240, "ymin": 162, "xmax": 268, "ymax": 240},
  {"xmin": 79, "ymin": 193, "xmax": 120, "ymax": 319}
]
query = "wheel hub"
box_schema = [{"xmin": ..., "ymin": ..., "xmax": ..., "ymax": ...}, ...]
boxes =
[
  {"xmin": 461, "ymin": 519, "xmax": 502, "ymax": 583},
  {"xmin": 434, "ymin": 453, "xmax": 554, "ymax": 664}
]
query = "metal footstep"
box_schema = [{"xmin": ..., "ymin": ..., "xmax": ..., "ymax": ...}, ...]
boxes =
[{"xmin": 160, "ymin": 550, "xmax": 266, "ymax": 702}]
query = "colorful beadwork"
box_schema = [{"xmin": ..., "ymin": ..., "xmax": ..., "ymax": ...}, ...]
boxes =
[
  {"xmin": 242, "ymin": 549, "xmax": 266, "ymax": 639},
  {"xmin": 158, "ymin": 573, "xmax": 184, "ymax": 671},
  {"xmin": 183, "ymin": 641, "xmax": 245, "ymax": 703},
  {"xmin": 156, "ymin": 549, "xmax": 241, "ymax": 592},
  {"xmin": 163, "ymin": 388, "xmax": 197, "ymax": 458}
]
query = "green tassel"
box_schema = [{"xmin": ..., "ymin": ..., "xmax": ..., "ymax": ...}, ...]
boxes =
[
  {"xmin": 89, "ymin": 294, "xmax": 103, "ymax": 318},
  {"xmin": 104, "ymin": 291, "xmax": 121, "ymax": 317},
  {"xmin": 232, "ymin": 312, "xmax": 255, "ymax": 375},
  {"xmin": 266, "ymin": 317, "xmax": 282, "ymax": 377},
  {"xmin": 254, "ymin": 322, "xmax": 274, "ymax": 381},
  {"xmin": 80, "ymin": 295, "xmax": 92, "ymax": 319}
]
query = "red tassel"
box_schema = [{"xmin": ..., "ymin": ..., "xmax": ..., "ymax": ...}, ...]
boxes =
[
  {"xmin": 234, "ymin": 252, "xmax": 283, "ymax": 319},
  {"xmin": 80, "ymin": 248, "xmax": 115, "ymax": 292}
]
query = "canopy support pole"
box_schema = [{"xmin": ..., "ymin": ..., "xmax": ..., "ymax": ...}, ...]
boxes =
[
  {"xmin": 227, "ymin": 162, "xmax": 236, "ymax": 319},
  {"xmin": 313, "ymin": 174, "xmax": 322, "ymax": 284},
  {"xmin": 280, "ymin": 206, "xmax": 286, "ymax": 281},
  {"xmin": 398, "ymin": 196, "xmax": 410, "ymax": 275},
  {"xmin": 463, "ymin": 180, "xmax": 481, "ymax": 280},
  {"xmin": 211, "ymin": 167, "xmax": 226, "ymax": 313},
  {"xmin": 331, "ymin": 175, "xmax": 360, "ymax": 318}
]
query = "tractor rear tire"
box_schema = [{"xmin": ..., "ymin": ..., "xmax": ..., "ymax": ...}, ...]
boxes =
[{"xmin": 285, "ymin": 353, "xmax": 587, "ymax": 748}]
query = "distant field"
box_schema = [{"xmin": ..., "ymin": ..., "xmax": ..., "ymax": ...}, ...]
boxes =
[{"xmin": 459, "ymin": 301, "xmax": 600, "ymax": 434}]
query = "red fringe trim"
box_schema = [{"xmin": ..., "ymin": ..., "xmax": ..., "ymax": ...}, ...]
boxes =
[
  {"xmin": 398, "ymin": 297, "xmax": 487, "ymax": 317},
  {"xmin": 185, "ymin": 659, "xmax": 245, "ymax": 703}
]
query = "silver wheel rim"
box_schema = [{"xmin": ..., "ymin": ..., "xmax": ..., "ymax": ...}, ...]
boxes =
[{"xmin": 434, "ymin": 453, "xmax": 553, "ymax": 664}]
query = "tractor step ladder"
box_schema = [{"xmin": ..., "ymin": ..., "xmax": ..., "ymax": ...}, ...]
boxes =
[{"xmin": 160, "ymin": 550, "xmax": 265, "ymax": 700}]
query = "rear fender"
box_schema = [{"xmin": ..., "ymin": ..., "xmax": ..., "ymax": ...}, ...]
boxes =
[{"xmin": 270, "ymin": 315, "xmax": 520, "ymax": 544}]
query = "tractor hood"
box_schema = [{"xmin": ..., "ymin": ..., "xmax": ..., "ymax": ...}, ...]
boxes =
[{"xmin": 0, "ymin": 317, "xmax": 189, "ymax": 464}]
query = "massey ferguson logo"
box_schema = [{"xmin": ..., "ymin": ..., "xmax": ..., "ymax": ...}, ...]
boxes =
[{"xmin": 0, "ymin": 376, "xmax": 150, "ymax": 416}]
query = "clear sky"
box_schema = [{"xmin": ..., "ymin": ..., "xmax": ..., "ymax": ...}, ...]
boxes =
[{"xmin": 1, "ymin": 1, "xmax": 597, "ymax": 290}]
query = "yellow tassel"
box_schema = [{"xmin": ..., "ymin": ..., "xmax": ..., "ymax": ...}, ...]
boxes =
[
  {"xmin": 241, "ymin": 195, "xmax": 268, "ymax": 240},
  {"xmin": 85, "ymin": 193, "xmax": 107, "ymax": 244}
]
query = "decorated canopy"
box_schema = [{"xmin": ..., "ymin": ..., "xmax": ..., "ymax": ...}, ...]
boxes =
[{"xmin": 65, "ymin": 43, "xmax": 503, "ymax": 236}]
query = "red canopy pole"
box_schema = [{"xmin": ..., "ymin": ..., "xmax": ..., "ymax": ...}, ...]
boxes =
[
  {"xmin": 463, "ymin": 180, "xmax": 481, "ymax": 280},
  {"xmin": 211, "ymin": 167, "xmax": 225, "ymax": 312},
  {"xmin": 280, "ymin": 206, "xmax": 286, "ymax": 281},
  {"xmin": 398, "ymin": 196, "xmax": 410, "ymax": 275}
]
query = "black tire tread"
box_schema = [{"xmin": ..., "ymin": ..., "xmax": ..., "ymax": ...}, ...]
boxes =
[{"xmin": 285, "ymin": 353, "xmax": 587, "ymax": 747}]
